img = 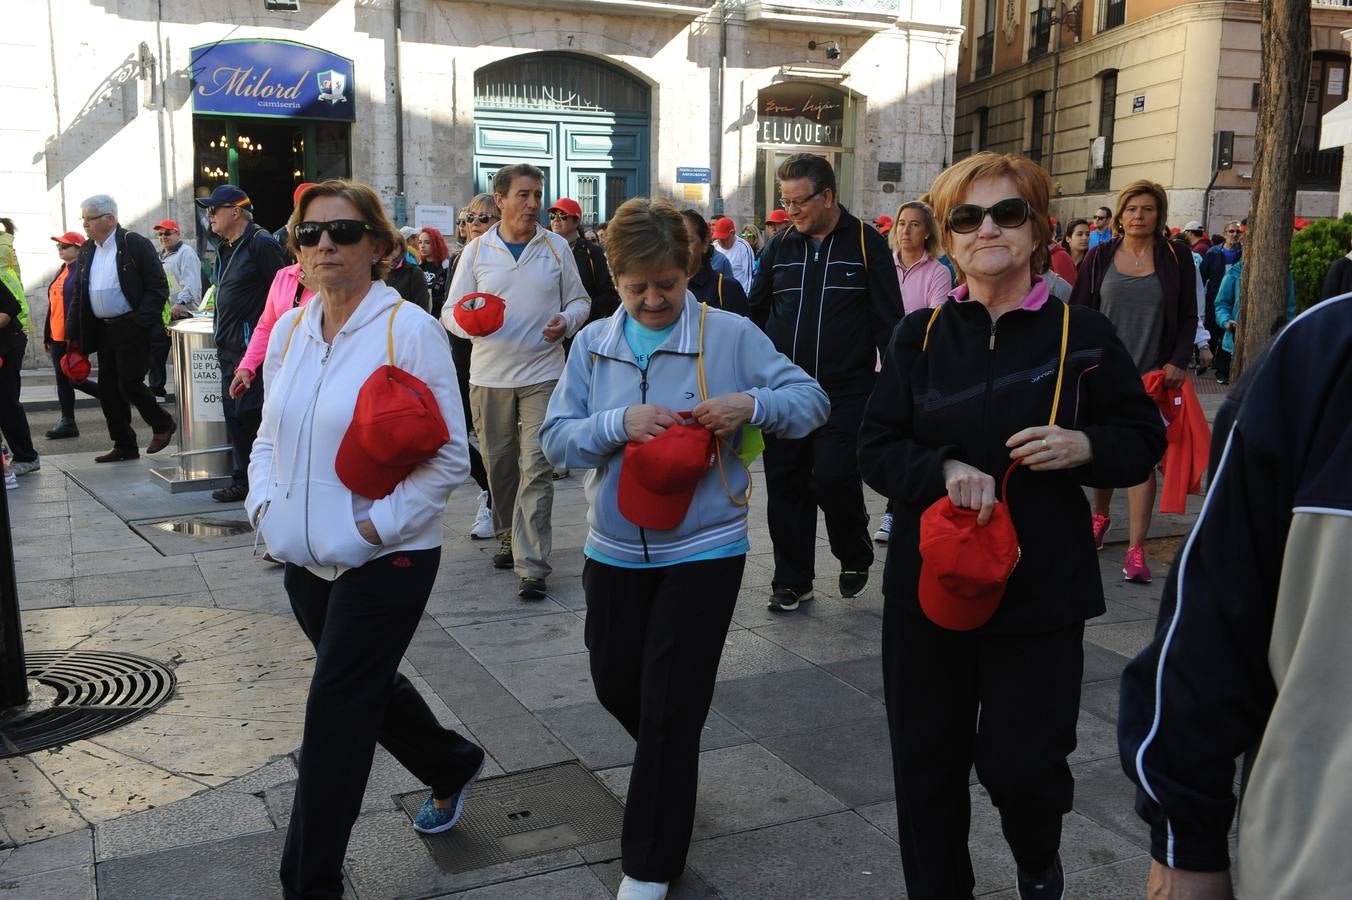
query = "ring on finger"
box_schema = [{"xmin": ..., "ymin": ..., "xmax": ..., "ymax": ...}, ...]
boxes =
[{"xmin": 1041, "ymin": 439, "xmax": 1050, "ymax": 452}]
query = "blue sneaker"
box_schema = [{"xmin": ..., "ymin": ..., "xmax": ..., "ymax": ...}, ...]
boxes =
[{"xmin": 413, "ymin": 756, "xmax": 485, "ymax": 834}]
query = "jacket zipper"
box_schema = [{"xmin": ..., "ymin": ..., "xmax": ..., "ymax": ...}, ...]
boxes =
[
  {"xmin": 300, "ymin": 340, "xmax": 336, "ymax": 565},
  {"xmin": 637, "ymin": 360, "xmax": 651, "ymax": 563},
  {"xmin": 981, "ymin": 320, "xmax": 998, "ymax": 487}
]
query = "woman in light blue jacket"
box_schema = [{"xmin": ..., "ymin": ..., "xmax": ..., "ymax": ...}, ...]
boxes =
[{"xmin": 541, "ymin": 197, "xmax": 828, "ymax": 900}]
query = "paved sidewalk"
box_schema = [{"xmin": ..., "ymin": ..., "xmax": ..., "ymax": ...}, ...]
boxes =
[{"xmin": 0, "ymin": 387, "xmax": 1221, "ymax": 899}]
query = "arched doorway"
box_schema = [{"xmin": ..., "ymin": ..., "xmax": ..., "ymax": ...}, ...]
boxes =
[{"xmin": 474, "ymin": 53, "xmax": 651, "ymax": 224}]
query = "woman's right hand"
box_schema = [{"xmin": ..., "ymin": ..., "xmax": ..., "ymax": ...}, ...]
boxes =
[
  {"xmin": 624, "ymin": 404, "xmax": 680, "ymax": 443},
  {"xmin": 229, "ymin": 366, "xmax": 255, "ymax": 399},
  {"xmin": 941, "ymin": 459, "xmax": 996, "ymax": 526}
]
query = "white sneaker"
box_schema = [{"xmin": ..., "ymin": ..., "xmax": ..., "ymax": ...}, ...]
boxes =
[
  {"xmin": 470, "ymin": 490, "xmax": 495, "ymax": 540},
  {"xmin": 617, "ymin": 875, "xmax": 669, "ymax": 900},
  {"xmin": 873, "ymin": 512, "xmax": 893, "ymax": 543},
  {"xmin": 4, "ymin": 471, "xmax": 16, "ymax": 491}
]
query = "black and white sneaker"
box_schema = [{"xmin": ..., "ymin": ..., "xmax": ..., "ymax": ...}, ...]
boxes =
[
  {"xmin": 1016, "ymin": 854, "xmax": 1064, "ymax": 900},
  {"xmin": 873, "ymin": 513, "xmax": 893, "ymax": 543},
  {"xmin": 767, "ymin": 586, "xmax": 812, "ymax": 612}
]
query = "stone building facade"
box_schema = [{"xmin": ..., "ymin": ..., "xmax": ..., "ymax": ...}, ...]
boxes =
[
  {"xmin": 6, "ymin": 0, "xmax": 962, "ymax": 339},
  {"xmin": 954, "ymin": 0, "xmax": 1352, "ymax": 232}
]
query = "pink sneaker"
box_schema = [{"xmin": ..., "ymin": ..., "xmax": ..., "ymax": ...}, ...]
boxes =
[
  {"xmin": 1091, "ymin": 513, "xmax": 1111, "ymax": 550},
  {"xmin": 1123, "ymin": 545, "xmax": 1152, "ymax": 584}
]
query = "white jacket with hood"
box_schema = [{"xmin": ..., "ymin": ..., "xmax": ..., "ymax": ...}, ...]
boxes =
[{"xmin": 246, "ymin": 283, "xmax": 469, "ymax": 581}]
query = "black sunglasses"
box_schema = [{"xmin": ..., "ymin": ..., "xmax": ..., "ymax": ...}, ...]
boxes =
[
  {"xmin": 293, "ymin": 219, "xmax": 375, "ymax": 247},
  {"xmin": 463, "ymin": 213, "xmax": 497, "ymax": 225},
  {"xmin": 947, "ymin": 198, "xmax": 1031, "ymax": 234},
  {"xmin": 548, "ymin": 211, "xmax": 576, "ymax": 221}
]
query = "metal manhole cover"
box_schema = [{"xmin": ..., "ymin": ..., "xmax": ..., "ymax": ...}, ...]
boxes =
[
  {"xmin": 0, "ymin": 651, "xmax": 177, "ymax": 758},
  {"xmin": 395, "ymin": 761, "xmax": 624, "ymax": 873},
  {"xmin": 147, "ymin": 517, "xmax": 253, "ymax": 538}
]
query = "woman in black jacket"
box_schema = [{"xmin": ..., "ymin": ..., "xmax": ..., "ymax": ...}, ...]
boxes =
[
  {"xmin": 678, "ymin": 210, "xmax": 749, "ymax": 316},
  {"xmin": 383, "ymin": 234, "xmax": 431, "ymax": 312},
  {"xmin": 858, "ymin": 152, "xmax": 1165, "ymax": 900}
]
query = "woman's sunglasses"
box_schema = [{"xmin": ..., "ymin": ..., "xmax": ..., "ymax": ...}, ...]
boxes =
[
  {"xmin": 547, "ymin": 211, "xmax": 576, "ymax": 221},
  {"xmin": 293, "ymin": 220, "xmax": 375, "ymax": 247},
  {"xmin": 947, "ymin": 198, "xmax": 1030, "ymax": 234},
  {"xmin": 463, "ymin": 213, "xmax": 498, "ymax": 225}
]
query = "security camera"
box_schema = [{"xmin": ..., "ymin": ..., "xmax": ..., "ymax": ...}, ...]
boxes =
[{"xmin": 808, "ymin": 40, "xmax": 841, "ymax": 61}]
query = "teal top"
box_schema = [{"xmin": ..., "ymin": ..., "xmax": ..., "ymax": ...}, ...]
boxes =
[{"xmin": 584, "ymin": 315, "xmax": 750, "ymax": 569}]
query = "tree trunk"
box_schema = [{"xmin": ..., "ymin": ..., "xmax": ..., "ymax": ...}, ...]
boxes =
[{"xmin": 1235, "ymin": 0, "xmax": 1310, "ymax": 377}]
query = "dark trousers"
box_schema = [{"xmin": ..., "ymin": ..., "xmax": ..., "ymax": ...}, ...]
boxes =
[
  {"xmin": 219, "ymin": 351, "xmax": 262, "ymax": 485},
  {"xmin": 95, "ymin": 318, "xmax": 174, "ymax": 452},
  {"xmin": 762, "ymin": 390, "xmax": 873, "ymax": 591},
  {"xmin": 883, "ymin": 610, "xmax": 1083, "ymax": 900},
  {"xmin": 280, "ymin": 548, "xmax": 484, "ymax": 900},
  {"xmin": 48, "ymin": 339, "xmax": 100, "ymax": 421},
  {"xmin": 145, "ymin": 325, "xmax": 171, "ymax": 395},
  {"xmin": 451, "ymin": 334, "xmax": 490, "ymax": 500},
  {"xmin": 1215, "ymin": 347, "xmax": 1233, "ymax": 381},
  {"xmin": 583, "ymin": 555, "xmax": 744, "ymax": 882},
  {"xmin": 0, "ymin": 335, "xmax": 37, "ymax": 462}
]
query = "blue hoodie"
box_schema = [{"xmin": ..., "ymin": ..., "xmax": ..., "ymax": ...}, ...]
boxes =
[{"xmin": 541, "ymin": 296, "xmax": 829, "ymax": 565}]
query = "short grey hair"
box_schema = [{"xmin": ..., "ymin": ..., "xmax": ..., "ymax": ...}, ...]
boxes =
[{"xmin": 81, "ymin": 194, "xmax": 118, "ymax": 218}]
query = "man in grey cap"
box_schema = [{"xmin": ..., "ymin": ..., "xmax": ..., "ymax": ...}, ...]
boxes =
[{"xmin": 196, "ymin": 185, "xmax": 285, "ymax": 502}]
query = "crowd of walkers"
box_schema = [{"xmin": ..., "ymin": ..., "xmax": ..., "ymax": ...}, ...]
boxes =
[{"xmin": 4, "ymin": 147, "xmax": 1345, "ymax": 900}]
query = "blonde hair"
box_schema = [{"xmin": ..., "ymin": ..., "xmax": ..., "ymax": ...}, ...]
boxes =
[
  {"xmin": 1113, "ymin": 180, "xmax": 1170, "ymax": 243},
  {"xmin": 605, "ymin": 198, "xmax": 690, "ymax": 278},
  {"xmin": 888, "ymin": 200, "xmax": 942, "ymax": 259},
  {"xmin": 465, "ymin": 192, "xmax": 497, "ymax": 217},
  {"xmin": 288, "ymin": 180, "xmax": 399, "ymax": 280},
  {"xmin": 927, "ymin": 152, "xmax": 1052, "ymax": 278}
]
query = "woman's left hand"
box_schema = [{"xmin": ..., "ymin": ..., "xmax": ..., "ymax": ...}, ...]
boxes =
[
  {"xmin": 1007, "ymin": 425, "xmax": 1093, "ymax": 471},
  {"xmin": 1162, "ymin": 362, "xmax": 1188, "ymax": 389},
  {"xmin": 356, "ymin": 519, "xmax": 382, "ymax": 545},
  {"xmin": 692, "ymin": 392, "xmax": 755, "ymax": 439}
]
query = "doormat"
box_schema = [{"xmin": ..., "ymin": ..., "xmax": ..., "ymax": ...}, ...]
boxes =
[{"xmin": 395, "ymin": 761, "xmax": 624, "ymax": 873}]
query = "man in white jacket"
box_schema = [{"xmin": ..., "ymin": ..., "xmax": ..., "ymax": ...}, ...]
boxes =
[
  {"xmin": 443, "ymin": 164, "xmax": 591, "ymax": 600},
  {"xmin": 710, "ymin": 216, "xmax": 755, "ymax": 294}
]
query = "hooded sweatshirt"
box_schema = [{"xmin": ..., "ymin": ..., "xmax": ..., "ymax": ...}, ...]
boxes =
[{"xmin": 245, "ymin": 283, "xmax": 469, "ymax": 581}]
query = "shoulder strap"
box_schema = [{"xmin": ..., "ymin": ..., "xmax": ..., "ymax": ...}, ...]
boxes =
[
  {"xmin": 281, "ymin": 307, "xmax": 304, "ymax": 359},
  {"xmin": 694, "ymin": 301, "xmax": 752, "ymax": 509},
  {"xmin": 1048, "ymin": 300, "xmax": 1070, "ymax": 426},
  {"xmin": 920, "ymin": 305, "xmax": 944, "ymax": 351},
  {"xmin": 859, "ymin": 220, "xmax": 868, "ymax": 268},
  {"xmin": 386, "ymin": 299, "xmax": 403, "ymax": 367},
  {"xmin": 716, "ymin": 274, "xmax": 724, "ymax": 308}
]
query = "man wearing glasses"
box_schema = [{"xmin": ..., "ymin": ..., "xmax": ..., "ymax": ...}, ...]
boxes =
[
  {"xmin": 748, "ymin": 152, "xmax": 903, "ymax": 613},
  {"xmin": 1087, "ymin": 206, "xmax": 1113, "ymax": 249},
  {"xmin": 194, "ymin": 184, "xmax": 286, "ymax": 502},
  {"xmin": 65, "ymin": 194, "xmax": 177, "ymax": 463}
]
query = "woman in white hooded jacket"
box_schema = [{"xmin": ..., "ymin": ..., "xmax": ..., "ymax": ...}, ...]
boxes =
[{"xmin": 245, "ymin": 180, "xmax": 485, "ymax": 900}]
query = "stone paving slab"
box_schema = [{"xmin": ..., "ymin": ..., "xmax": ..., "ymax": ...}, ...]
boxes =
[
  {"xmin": 587, "ymin": 860, "xmax": 720, "ymax": 898},
  {"xmin": 0, "ymin": 863, "xmax": 97, "ymax": 899},
  {"xmin": 92, "ymin": 789, "xmax": 272, "ymax": 861},
  {"xmin": 759, "ymin": 716, "xmax": 894, "ymax": 808},
  {"xmin": 433, "ymin": 864, "xmax": 613, "ymax": 899},
  {"xmin": 536, "ymin": 703, "xmax": 749, "ymax": 771},
  {"xmin": 710, "ymin": 667, "xmax": 885, "ymax": 740},
  {"xmin": 94, "ymin": 827, "xmax": 290, "ymax": 900}
]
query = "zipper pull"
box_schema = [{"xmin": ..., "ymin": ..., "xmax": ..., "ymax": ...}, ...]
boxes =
[
  {"xmin": 989, "ymin": 323, "xmax": 997, "ymax": 351},
  {"xmin": 321, "ymin": 344, "xmax": 332, "ymax": 365}
]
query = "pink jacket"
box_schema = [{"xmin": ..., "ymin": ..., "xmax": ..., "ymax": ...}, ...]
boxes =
[
  {"xmin": 240, "ymin": 263, "xmax": 316, "ymax": 374},
  {"xmin": 895, "ymin": 253, "xmax": 952, "ymax": 315}
]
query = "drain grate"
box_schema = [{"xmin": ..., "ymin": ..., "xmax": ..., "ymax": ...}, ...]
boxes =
[
  {"xmin": 1, "ymin": 651, "xmax": 177, "ymax": 759},
  {"xmin": 395, "ymin": 761, "xmax": 624, "ymax": 873},
  {"xmin": 147, "ymin": 517, "xmax": 253, "ymax": 538}
]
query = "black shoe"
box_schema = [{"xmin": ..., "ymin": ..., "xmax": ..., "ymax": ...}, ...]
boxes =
[
  {"xmin": 212, "ymin": 483, "xmax": 249, "ymax": 502},
  {"xmin": 492, "ymin": 537, "xmax": 514, "ymax": 570},
  {"xmin": 95, "ymin": 448, "xmax": 139, "ymax": 463},
  {"xmin": 45, "ymin": 420, "xmax": 79, "ymax": 439},
  {"xmin": 1016, "ymin": 854, "xmax": 1064, "ymax": 900},
  {"xmin": 518, "ymin": 576, "xmax": 547, "ymax": 600},
  {"xmin": 767, "ymin": 586, "xmax": 813, "ymax": 612},
  {"xmin": 839, "ymin": 569, "xmax": 869, "ymax": 598}
]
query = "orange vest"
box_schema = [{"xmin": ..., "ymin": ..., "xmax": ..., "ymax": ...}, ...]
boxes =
[{"xmin": 48, "ymin": 264, "xmax": 67, "ymax": 342}]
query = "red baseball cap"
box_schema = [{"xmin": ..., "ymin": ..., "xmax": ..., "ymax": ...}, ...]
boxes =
[
  {"xmin": 617, "ymin": 421, "xmax": 716, "ymax": 531},
  {"xmin": 153, "ymin": 219, "xmax": 181, "ymax": 233},
  {"xmin": 60, "ymin": 350, "xmax": 92, "ymax": 383},
  {"xmin": 766, "ymin": 209, "xmax": 790, "ymax": 225},
  {"xmin": 336, "ymin": 366, "xmax": 450, "ymax": 500},
  {"xmin": 711, "ymin": 217, "xmax": 736, "ymax": 240},
  {"xmin": 293, "ymin": 182, "xmax": 317, "ymax": 208},
  {"xmin": 50, "ymin": 231, "xmax": 85, "ymax": 247},
  {"xmin": 873, "ymin": 214, "xmax": 893, "ymax": 235},
  {"xmin": 548, "ymin": 198, "xmax": 583, "ymax": 219},
  {"xmin": 917, "ymin": 491, "xmax": 1020, "ymax": 631},
  {"xmin": 453, "ymin": 293, "xmax": 507, "ymax": 337}
]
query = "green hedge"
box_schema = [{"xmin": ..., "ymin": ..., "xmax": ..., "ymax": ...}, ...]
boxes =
[{"xmin": 1290, "ymin": 213, "xmax": 1352, "ymax": 313}]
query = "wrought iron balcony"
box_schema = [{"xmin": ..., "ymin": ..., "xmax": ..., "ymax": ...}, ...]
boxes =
[
  {"xmin": 1086, "ymin": 142, "xmax": 1113, "ymax": 192},
  {"xmin": 976, "ymin": 32, "xmax": 994, "ymax": 78},
  {"xmin": 1029, "ymin": 7, "xmax": 1053, "ymax": 59},
  {"xmin": 1296, "ymin": 146, "xmax": 1343, "ymax": 189}
]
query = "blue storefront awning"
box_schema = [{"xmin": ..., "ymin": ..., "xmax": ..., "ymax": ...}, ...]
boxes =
[{"xmin": 190, "ymin": 39, "xmax": 355, "ymax": 122}]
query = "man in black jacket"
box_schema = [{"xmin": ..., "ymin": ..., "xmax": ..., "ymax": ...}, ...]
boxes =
[
  {"xmin": 748, "ymin": 153, "xmax": 904, "ymax": 611},
  {"xmin": 67, "ymin": 195, "xmax": 176, "ymax": 462},
  {"xmin": 197, "ymin": 185, "xmax": 285, "ymax": 502}
]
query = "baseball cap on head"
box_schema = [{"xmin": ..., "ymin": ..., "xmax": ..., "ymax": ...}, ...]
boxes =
[
  {"xmin": 153, "ymin": 219, "xmax": 180, "ymax": 233},
  {"xmin": 195, "ymin": 185, "xmax": 252, "ymax": 211},
  {"xmin": 766, "ymin": 209, "xmax": 790, "ymax": 225},
  {"xmin": 711, "ymin": 217, "xmax": 735, "ymax": 240},
  {"xmin": 617, "ymin": 420, "xmax": 716, "ymax": 531},
  {"xmin": 1182, "ymin": 220, "xmax": 1204, "ymax": 233},
  {"xmin": 50, "ymin": 231, "xmax": 85, "ymax": 247},
  {"xmin": 873, "ymin": 214, "xmax": 893, "ymax": 235},
  {"xmin": 293, "ymin": 182, "xmax": 317, "ymax": 207},
  {"xmin": 548, "ymin": 198, "xmax": 583, "ymax": 219}
]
